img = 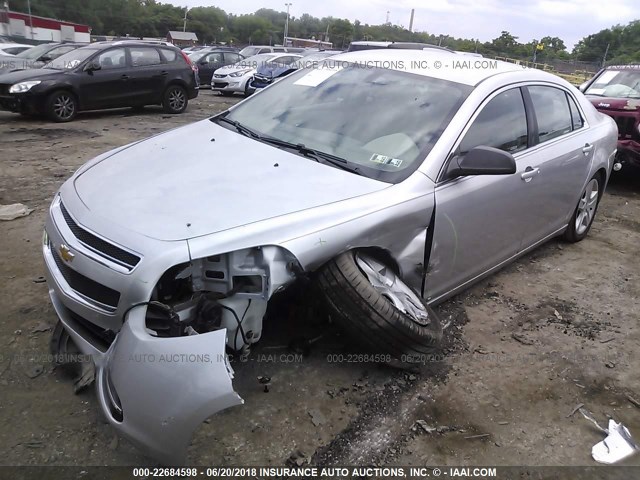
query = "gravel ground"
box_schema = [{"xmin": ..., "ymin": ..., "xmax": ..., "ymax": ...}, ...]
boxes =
[{"xmin": 0, "ymin": 93, "xmax": 639, "ymax": 469}]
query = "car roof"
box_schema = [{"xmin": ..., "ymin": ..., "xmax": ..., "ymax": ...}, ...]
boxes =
[
  {"xmin": 331, "ymin": 49, "xmax": 549, "ymax": 86},
  {"xmin": 88, "ymin": 40, "xmax": 175, "ymax": 49},
  {"xmin": 605, "ymin": 64, "xmax": 640, "ymax": 70}
]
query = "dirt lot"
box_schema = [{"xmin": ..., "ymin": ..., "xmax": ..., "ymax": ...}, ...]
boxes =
[{"xmin": 0, "ymin": 93, "xmax": 639, "ymax": 470}]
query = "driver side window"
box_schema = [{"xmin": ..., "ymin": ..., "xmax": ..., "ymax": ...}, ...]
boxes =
[
  {"xmin": 96, "ymin": 48, "xmax": 126, "ymax": 70},
  {"xmin": 459, "ymin": 88, "xmax": 528, "ymax": 156}
]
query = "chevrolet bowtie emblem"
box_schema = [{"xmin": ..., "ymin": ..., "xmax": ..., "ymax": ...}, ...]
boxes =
[{"xmin": 59, "ymin": 244, "xmax": 75, "ymax": 263}]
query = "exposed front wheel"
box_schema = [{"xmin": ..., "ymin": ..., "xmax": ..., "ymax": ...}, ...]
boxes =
[
  {"xmin": 564, "ymin": 175, "xmax": 602, "ymax": 242},
  {"xmin": 162, "ymin": 85, "xmax": 188, "ymax": 114},
  {"xmin": 318, "ymin": 251, "xmax": 442, "ymax": 358},
  {"xmin": 46, "ymin": 91, "xmax": 77, "ymax": 122}
]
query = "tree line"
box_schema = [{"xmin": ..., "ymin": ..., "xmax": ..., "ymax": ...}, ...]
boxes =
[{"xmin": 7, "ymin": 0, "xmax": 640, "ymax": 65}]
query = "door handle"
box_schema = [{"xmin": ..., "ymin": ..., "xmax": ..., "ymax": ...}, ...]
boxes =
[
  {"xmin": 582, "ymin": 143, "xmax": 594, "ymax": 155},
  {"xmin": 521, "ymin": 166, "xmax": 540, "ymax": 182},
  {"xmin": 121, "ymin": 74, "xmax": 130, "ymax": 80}
]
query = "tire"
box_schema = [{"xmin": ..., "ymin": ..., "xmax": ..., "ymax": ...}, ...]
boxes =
[
  {"xmin": 45, "ymin": 90, "xmax": 77, "ymax": 122},
  {"xmin": 564, "ymin": 173, "xmax": 603, "ymax": 242},
  {"xmin": 162, "ymin": 85, "xmax": 188, "ymax": 114},
  {"xmin": 244, "ymin": 81, "xmax": 254, "ymax": 97},
  {"xmin": 318, "ymin": 251, "xmax": 442, "ymax": 358}
]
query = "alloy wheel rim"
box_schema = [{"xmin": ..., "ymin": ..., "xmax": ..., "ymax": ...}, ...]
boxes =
[
  {"xmin": 575, "ymin": 178, "xmax": 599, "ymax": 235},
  {"xmin": 169, "ymin": 89, "xmax": 185, "ymax": 110},
  {"xmin": 53, "ymin": 94, "xmax": 74, "ymax": 119},
  {"xmin": 355, "ymin": 252, "xmax": 430, "ymax": 326}
]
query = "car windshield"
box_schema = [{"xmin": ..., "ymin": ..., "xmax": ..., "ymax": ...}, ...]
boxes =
[
  {"xmin": 16, "ymin": 43, "xmax": 53, "ymax": 59},
  {"xmin": 239, "ymin": 46, "xmax": 263, "ymax": 57},
  {"xmin": 586, "ymin": 69, "xmax": 640, "ymax": 99},
  {"xmin": 220, "ymin": 63, "xmax": 471, "ymax": 183},
  {"xmin": 45, "ymin": 48, "xmax": 98, "ymax": 70}
]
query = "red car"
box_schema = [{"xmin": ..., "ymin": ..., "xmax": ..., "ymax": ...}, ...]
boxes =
[{"xmin": 582, "ymin": 65, "xmax": 640, "ymax": 170}]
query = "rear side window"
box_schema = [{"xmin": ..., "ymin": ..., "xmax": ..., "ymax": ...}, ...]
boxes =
[
  {"xmin": 258, "ymin": 48, "xmax": 272, "ymax": 54},
  {"xmin": 566, "ymin": 94, "xmax": 584, "ymax": 130},
  {"xmin": 130, "ymin": 47, "xmax": 161, "ymax": 67},
  {"xmin": 460, "ymin": 88, "xmax": 528, "ymax": 155},
  {"xmin": 160, "ymin": 48, "xmax": 178, "ymax": 62},
  {"xmin": 528, "ymin": 86, "xmax": 573, "ymax": 143}
]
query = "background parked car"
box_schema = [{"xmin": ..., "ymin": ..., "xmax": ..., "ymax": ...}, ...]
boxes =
[
  {"xmin": 238, "ymin": 45, "xmax": 305, "ymax": 57},
  {"xmin": 0, "ymin": 41, "xmax": 198, "ymax": 122},
  {"xmin": 212, "ymin": 52, "xmax": 280, "ymax": 96},
  {"xmin": 250, "ymin": 51, "xmax": 337, "ymax": 90},
  {"xmin": 188, "ymin": 48, "xmax": 243, "ymax": 87},
  {"xmin": 0, "ymin": 43, "xmax": 33, "ymax": 56},
  {"xmin": 0, "ymin": 42, "xmax": 83, "ymax": 74},
  {"xmin": 581, "ymin": 65, "xmax": 640, "ymax": 171}
]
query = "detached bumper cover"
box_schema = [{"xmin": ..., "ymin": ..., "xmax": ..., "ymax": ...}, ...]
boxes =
[{"xmin": 50, "ymin": 291, "xmax": 243, "ymax": 464}]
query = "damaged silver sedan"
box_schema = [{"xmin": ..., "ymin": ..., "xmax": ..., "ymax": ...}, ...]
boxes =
[{"xmin": 43, "ymin": 49, "xmax": 618, "ymax": 463}]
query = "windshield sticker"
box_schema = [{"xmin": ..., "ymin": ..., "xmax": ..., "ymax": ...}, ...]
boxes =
[
  {"xmin": 369, "ymin": 154, "xmax": 403, "ymax": 168},
  {"xmin": 294, "ymin": 67, "xmax": 343, "ymax": 87},
  {"xmin": 598, "ymin": 70, "xmax": 620, "ymax": 84}
]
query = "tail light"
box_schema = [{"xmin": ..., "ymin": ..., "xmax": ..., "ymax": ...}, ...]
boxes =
[{"xmin": 180, "ymin": 51, "xmax": 198, "ymax": 74}]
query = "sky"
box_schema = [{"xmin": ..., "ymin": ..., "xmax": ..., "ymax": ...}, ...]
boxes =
[{"xmin": 172, "ymin": 0, "xmax": 640, "ymax": 49}]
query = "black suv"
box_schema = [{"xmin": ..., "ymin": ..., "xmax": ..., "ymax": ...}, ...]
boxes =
[{"xmin": 0, "ymin": 41, "xmax": 199, "ymax": 121}]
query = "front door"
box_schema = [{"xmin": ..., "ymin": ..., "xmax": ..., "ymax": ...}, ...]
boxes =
[
  {"xmin": 78, "ymin": 48, "xmax": 130, "ymax": 109},
  {"xmin": 426, "ymin": 87, "xmax": 534, "ymax": 302}
]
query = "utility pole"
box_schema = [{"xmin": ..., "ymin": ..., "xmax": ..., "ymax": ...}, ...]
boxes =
[
  {"xmin": 602, "ymin": 42, "xmax": 610, "ymax": 67},
  {"xmin": 283, "ymin": 3, "xmax": 291, "ymax": 46},
  {"xmin": 386, "ymin": 11, "xmax": 390, "ymax": 25},
  {"xmin": 27, "ymin": 0, "xmax": 33, "ymax": 39},
  {"xmin": 183, "ymin": 7, "xmax": 188, "ymax": 33}
]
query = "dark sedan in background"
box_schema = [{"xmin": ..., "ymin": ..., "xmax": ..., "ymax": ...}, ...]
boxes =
[
  {"xmin": 188, "ymin": 48, "xmax": 243, "ymax": 87},
  {"xmin": 0, "ymin": 42, "xmax": 83, "ymax": 74},
  {"xmin": 250, "ymin": 51, "xmax": 340, "ymax": 90},
  {"xmin": 0, "ymin": 41, "xmax": 199, "ymax": 121}
]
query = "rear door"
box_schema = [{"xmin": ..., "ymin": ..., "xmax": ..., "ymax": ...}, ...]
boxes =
[
  {"xmin": 127, "ymin": 46, "xmax": 166, "ymax": 104},
  {"xmin": 77, "ymin": 47, "xmax": 130, "ymax": 109},
  {"xmin": 427, "ymin": 87, "xmax": 534, "ymax": 302},
  {"xmin": 517, "ymin": 85, "xmax": 593, "ymax": 247}
]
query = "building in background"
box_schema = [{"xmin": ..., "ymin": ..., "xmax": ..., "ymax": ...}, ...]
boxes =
[
  {"xmin": 0, "ymin": 10, "xmax": 90, "ymax": 43},
  {"xmin": 167, "ymin": 31, "xmax": 198, "ymax": 48}
]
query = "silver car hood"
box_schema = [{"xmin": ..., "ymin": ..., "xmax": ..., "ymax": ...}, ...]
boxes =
[{"xmin": 73, "ymin": 119, "xmax": 388, "ymax": 241}]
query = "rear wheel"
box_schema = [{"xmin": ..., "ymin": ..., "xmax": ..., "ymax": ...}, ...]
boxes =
[
  {"xmin": 318, "ymin": 251, "xmax": 442, "ymax": 358},
  {"xmin": 162, "ymin": 85, "xmax": 188, "ymax": 114},
  {"xmin": 45, "ymin": 91, "xmax": 77, "ymax": 122},
  {"xmin": 564, "ymin": 174, "xmax": 602, "ymax": 242}
]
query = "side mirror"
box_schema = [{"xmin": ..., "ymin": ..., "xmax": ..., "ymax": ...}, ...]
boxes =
[
  {"xmin": 39, "ymin": 54, "xmax": 52, "ymax": 62},
  {"xmin": 447, "ymin": 146, "xmax": 516, "ymax": 179},
  {"xmin": 83, "ymin": 61, "xmax": 101, "ymax": 72}
]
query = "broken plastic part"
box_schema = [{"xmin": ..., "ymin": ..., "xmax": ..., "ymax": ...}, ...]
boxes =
[
  {"xmin": 95, "ymin": 308, "xmax": 243, "ymax": 464},
  {"xmin": 592, "ymin": 419, "xmax": 639, "ymax": 464}
]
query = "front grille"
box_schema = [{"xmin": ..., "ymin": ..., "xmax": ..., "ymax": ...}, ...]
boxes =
[
  {"xmin": 611, "ymin": 115, "xmax": 636, "ymax": 139},
  {"xmin": 51, "ymin": 246, "xmax": 121, "ymax": 309},
  {"xmin": 60, "ymin": 202, "xmax": 140, "ymax": 270},
  {"xmin": 213, "ymin": 82, "xmax": 228, "ymax": 88},
  {"xmin": 213, "ymin": 74, "xmax": 226, "ymax": 79},
  {"xmin": 0, "ymin": 84, "xmax": 9, "ymax": 95}
]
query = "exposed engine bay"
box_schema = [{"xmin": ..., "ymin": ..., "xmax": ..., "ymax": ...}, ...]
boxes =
[{"xmin": 144, "ymin": 246, "xmax": 301, "ymax": 351}]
